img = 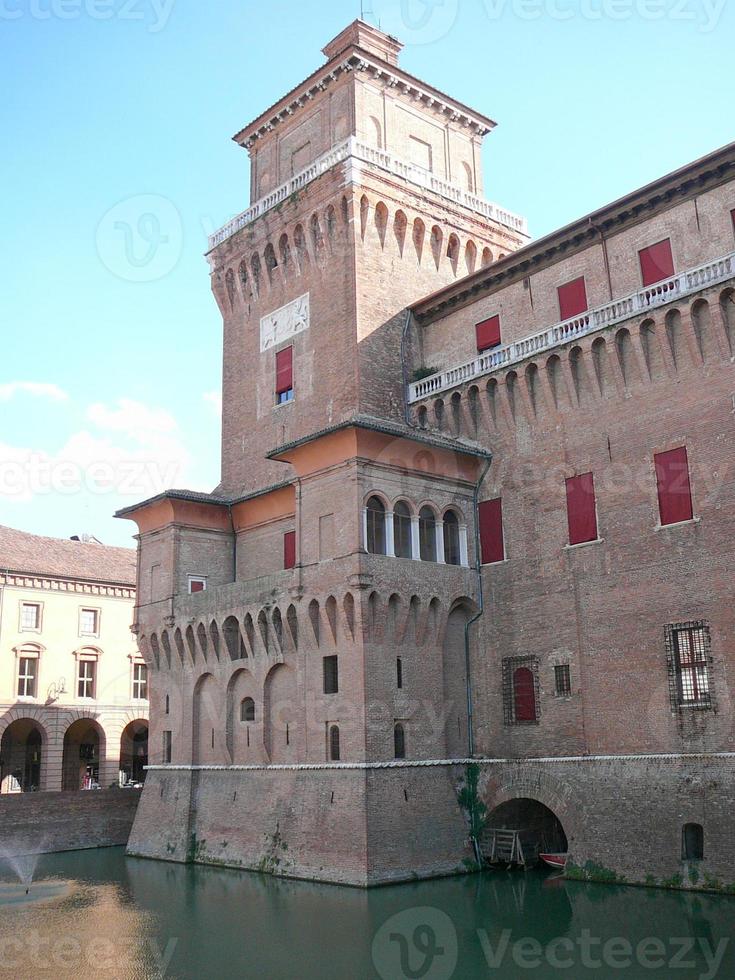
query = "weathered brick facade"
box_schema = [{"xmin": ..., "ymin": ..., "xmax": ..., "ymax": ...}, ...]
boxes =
[{"xmin": 118, "ymin": 21, "xmax": 735, "ymax": 890}]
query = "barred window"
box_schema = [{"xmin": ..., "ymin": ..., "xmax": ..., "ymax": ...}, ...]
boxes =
[
  {"xmin": 502, "ymin": 657, "xmax": 540, "ymax": 725},
  {"xmin": 665, "ymin": 622, "xmax": 712, "ymax": 710},
  {"xmin": 554, "ymin": 664, "xmax": 571, "ymax": 697}
]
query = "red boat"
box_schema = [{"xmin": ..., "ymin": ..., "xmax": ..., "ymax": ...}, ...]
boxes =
[{"xmin": 539, "ymin": 853, "xmax": 567, "ymax": 869}]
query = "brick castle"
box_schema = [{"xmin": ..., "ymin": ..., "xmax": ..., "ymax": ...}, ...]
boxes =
[{"xmin": 118, "ymin": 21, "xmax": 735, "ymax": 888}]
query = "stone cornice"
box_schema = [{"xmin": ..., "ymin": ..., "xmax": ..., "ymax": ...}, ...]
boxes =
[
  {"xmin": 412, "ymin": 140, "xmax": 735, "ymax": 323},
  {"xmin": 234, "ymin": 51, "xmax": 495, "ymax": 150},
  {"xmin": 0, "ymin": 572, "xmax": 135, "ymax": 600}
]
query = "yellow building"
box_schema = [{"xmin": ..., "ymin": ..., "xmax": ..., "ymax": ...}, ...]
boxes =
[{"xmin": 0, "ymin": 526, "xmax": 148, "ymax": 792}]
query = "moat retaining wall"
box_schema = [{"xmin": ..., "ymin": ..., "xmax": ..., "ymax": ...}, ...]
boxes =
[
  {"xmin": 127, "ymin": 755, "xmax": 735, "ymax": 891},
  {"xmin": 0, "ymin": 789, "xmax": 142, "ymax": 857}
]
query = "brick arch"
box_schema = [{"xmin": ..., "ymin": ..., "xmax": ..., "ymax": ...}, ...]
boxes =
[
  {"xmin": 0, "ymin": 707, "xmax": 51, "ymax": 742},
  {"xmin": 479, "ymin": 764, "xmax": 580, "ymax": 845},
  {"xmin": 374, "ymin": 201, "xmax": 389, "ymax": 248},
  {"xmin": 413, "ymin": 217, "xmax": 426, "ymax": 263},
  {"xmin": 225, "ymin": 268, "xmax": 235, "ymax": 310},
  {"xmin": 278, "ymin": 232, "xmax": 292, "ymax": 273},
  {"xmin": 263, "ymin": 242, "xmax": 278, "ymax": 284},
  {"xmin": 718, "ymin": 287, "xmax": 735, "ymax": 354},
  {"xmin": 465, "ymin": 239, "xmax": 477, "ymax": 275},
  {"xmin": 394, "ymin": 209, "xmax": 408, "ymax": 256}
]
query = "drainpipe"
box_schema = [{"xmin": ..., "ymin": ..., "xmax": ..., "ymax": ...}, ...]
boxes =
[
  {"xmin": 464, "ymin": 455, "xmax": 491, "ymax": 759},
  {"xmin": 465, "ymin": 455, "xmax": 491, "ymax": 869},
  {"xmin": 227, "ymin": 503, "xmax": 237, "ymax": 583},
  {"xmin": 589, "ymin": 218, "xmax": 613, "ymax": 302},
  {"xmin": 400, "ymin": 308, "xmax": 415, "ymax": 426}
]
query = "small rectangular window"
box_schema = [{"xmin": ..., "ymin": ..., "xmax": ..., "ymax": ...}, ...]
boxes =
[
  {"xmin": 654, "ymin": 447, "xmax": 693, "ymax": 526},
  {"xmin": 162, "ymin": 730, "xmax": 172, "ymax": 764},
  {"xmin": 565, "ymin": 472, "xmax": 598, "ymax": 545},
  {"xmin": 475, "ymin": 315, "xmax": 501, "ymax": 352},
  {"xmin": 283, "ymin": 530, "xmax": 296, "ymax": 570},
  {"xmin": 20, "ymin": 603, "xmax": 41, "ymax": 631},
  {"xmin": 133, "ymin": 662, "xmax": 148, "ymax": 700},
  {"xmin": 557, "ymin": 276, "xmax": 588, "ymax": 321},
  {"xmin": 554, "ymin": 664, "xmax": 571, "ymax": 697},
  {"xmin": 78, "ymin": 659, "xmax": 96, "ymax": 699},
  {"xmin": 479, "ymin": 498, "xmax": 504, "ymax": 564},
  {"xmin": 276, "ymin": 346, "xmax": 294, "ymax": 403},
  {"xmin": 666, "ymin": 622, "xmax": 712, "ymax": 709},
  {"xmin": 188, "ymin": 577, "xmax": 206, "ymax": 593},
  {"xmin": 396, "ymin": 657, "xmax": 403, "ymax": 690},
  {"xmin": 639, "ymin": 239, "xmax": 674, "ymax": 287},
  {"xmin": 323, "ymin": 655, "xmax": 339, "ymax": 695},
  {"xmin": 79, "ymin": 608, "xmax": 99, "ymax": 636},
  {"xmin": 17, "ymin": 657, "xmax": 38, "ymax": 698}
]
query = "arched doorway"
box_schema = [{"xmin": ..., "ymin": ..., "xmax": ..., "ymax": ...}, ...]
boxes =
[
  {"xmin": 0, "ymin": 720, "xmax": 45, "ymax": 793},
  {"xmin": 62, "ymin": 719, "xmax": 104, "ymax": 791},
  {"xmin": 119, "ymin": 720, "xmax": 148, "ymax": 785},
  {"xmin": 487, "ymin": 798, "xmax": 568, "ymax": 854}
]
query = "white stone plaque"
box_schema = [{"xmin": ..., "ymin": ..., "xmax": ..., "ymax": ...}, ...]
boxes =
[{"xmin": 260, "ymin": 293, "xmax": 310, "ymax": 352}]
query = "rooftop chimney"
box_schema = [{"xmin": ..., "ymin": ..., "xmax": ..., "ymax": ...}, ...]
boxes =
[{"xmin": 322, "ymin": 19, "xmax": 403, "ymax": 66}]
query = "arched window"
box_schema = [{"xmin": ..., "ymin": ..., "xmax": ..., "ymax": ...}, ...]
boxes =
[
  {"xmin": 419, "ymin": 506, "xmax": 437, "ymax": 562},
  {"xmin": 329, "ymin": 725, "xmax": 340, "ymax": 761},
  {"xmin": 240, "ymin": 697, "xmax": 255, "ymax": 722},
  {"xmin": 513, "ymin": 667, "xmax": 537, "ymax": 722},
  {"xmin": 393, "ymin": 502, "xmax": 412, "ymax": 558},
  {"xmin": 443, "ymin": 510, "xmax": 461, "ymax": 566},
  {"xmin": 366, "ymin": 496, "xmax": 387, "ymax": 555},
  {"xmin": 394, "ymin": 723, "xmax": 406, "ymax": 760},
  {"xmin": 682, "ymin": 823, "xmax": 704, "ymax": 861}
]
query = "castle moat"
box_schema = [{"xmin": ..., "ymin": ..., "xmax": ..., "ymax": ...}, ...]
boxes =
[{"xmin": 0, "ymin": 848, "xmax": 732, "ymax": 979}]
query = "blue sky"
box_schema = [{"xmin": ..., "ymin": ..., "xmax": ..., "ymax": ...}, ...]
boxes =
[{"xmin": 1, "ymin": 0, "xmax": 732, "ymax": 547}]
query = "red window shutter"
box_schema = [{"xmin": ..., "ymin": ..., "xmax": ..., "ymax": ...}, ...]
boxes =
[
  {"xmin": 513, "ymin": 667, "xmax": 536, "ymax": 722},
  {"xmin": 557, "ymin": 276, "xmax": 588, "ymax": 321},
  {"xmin": 565, "ymin": 472, "xmax": 598, "ymax": 545},
  {"xmin": 655, "ymin": 447, "xmax": 693, "ymax": 526},
  {"xmin": 639, "ymin": 239, "xmax": 674, "ymax": 287},
  {"xmin": 275, "ymin": 347, "xmax": 293, "ymax": 395},
  {"xmin": 283, "ymin": 530, "xmax": 296, "ymax": 569},
  {"xmin": 475, "ymin": 315, "xmax": 501, "ymax": 352},
  {"xmin": 189, "ymin": 579, "xmax": 205, "ymax": 593},
  {"xmin": 479, "ymin": 498, "xmax": 504, "ymax": 563}
]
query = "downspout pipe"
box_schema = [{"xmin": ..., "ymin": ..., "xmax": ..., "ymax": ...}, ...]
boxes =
[
  {"xmin": 400, "ymin": 308, "xmax": 415, "ymax": 426},
  {"xmin": 465, "ymin": 453, "xmax": 492, "ymax": 868}
]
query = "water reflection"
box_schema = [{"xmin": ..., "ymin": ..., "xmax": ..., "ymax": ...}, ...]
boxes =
[{"xmin": 0, "ymin": 849, "xmax": 732, "ymax": 979}]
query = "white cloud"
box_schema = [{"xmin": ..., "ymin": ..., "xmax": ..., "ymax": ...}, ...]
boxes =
[
  {"xmin": 203, "ymin": 391, "xmax": 222, "ymax": 415},
  {"xmin": 87, "ymin": 398, "xmax": 178, "ymax": 443},
  {"xmin": 0, "ymin": 381, "xmax": 68, "ymax": 402}
]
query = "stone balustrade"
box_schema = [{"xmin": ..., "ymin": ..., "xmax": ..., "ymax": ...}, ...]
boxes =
[
  {"xmin": 207, "ymin": 137, "xmax": 528, "ymax": 250},
  {"xmin": 409, "ymin": 251, "xmax": 735, "ymax": 402}
]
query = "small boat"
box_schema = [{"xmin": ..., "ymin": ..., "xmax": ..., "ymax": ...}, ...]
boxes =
[{"xmin": 539, "ymin": 853, "xmax": 567, "ymax": 869}]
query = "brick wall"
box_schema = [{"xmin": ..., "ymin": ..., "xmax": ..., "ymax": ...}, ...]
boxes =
[{"xmin": 0, "ymin": 789, "xmax": 141, "ymax": 856}]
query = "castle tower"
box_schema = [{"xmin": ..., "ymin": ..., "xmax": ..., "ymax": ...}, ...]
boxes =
[
  {"xmin": 208, "ymin": 19, "xmax": 527, "ymax": 495},
  {"xmin": 117, "ymin": 22, "xmax": 527, "ymax": 885}
]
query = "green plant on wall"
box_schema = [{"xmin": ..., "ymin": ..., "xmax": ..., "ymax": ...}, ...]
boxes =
[
  {"xmin": 411, "ymin": 366, "xmax": 440, "ymax": 383},
  {"xmin": 457, "ymin": 763, "xmax": 487, "ymax": 868}
]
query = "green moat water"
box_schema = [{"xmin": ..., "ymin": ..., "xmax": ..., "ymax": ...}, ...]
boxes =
[{"xmin": 0, "ymin": 848, "xmax": 733, "ymax": 979}]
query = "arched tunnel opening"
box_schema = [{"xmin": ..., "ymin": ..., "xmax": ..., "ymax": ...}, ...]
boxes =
[{"xmin": 487, "ymin": 798, "xmax": 568, "ymax": 854}]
